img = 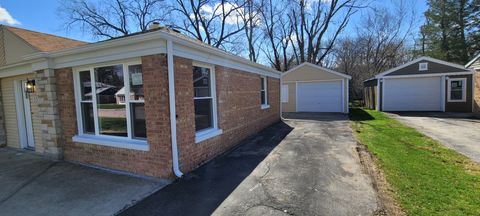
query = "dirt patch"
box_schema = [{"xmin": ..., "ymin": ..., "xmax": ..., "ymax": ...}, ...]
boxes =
[{"xmin": 356, "ymin": 142, "xmax": 406, "ymax": 216}]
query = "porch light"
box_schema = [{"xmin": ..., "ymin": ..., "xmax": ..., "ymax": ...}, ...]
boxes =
[{"xmin": 25, "ymin": 79, "xmax": 36, "ymax": 93}]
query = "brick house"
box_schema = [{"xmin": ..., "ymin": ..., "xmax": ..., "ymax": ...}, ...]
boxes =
[
  {"xmin": 466, "ymin": 53, "xmax": 480, "ymax": 112},
  {"xmin": 0, "ymin": 25, "xmax": 281, "ymax": 178}
]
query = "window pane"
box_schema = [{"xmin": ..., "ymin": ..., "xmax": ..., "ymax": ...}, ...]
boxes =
[
  {"xmin": 261, "ymin": 77, "xmax": 265, "ymax": 90},
  {"xmin": 81, "ymin": 102, "xmax": 94, "ymax": 134},
  {"xmin": 131, "ymin": 103, "xmax": 146, "ymax": 139},
  {"xmin": 79, "ymin": 71, "xmax": 92, "ymax": 101},
  {"xmin": 194, "ymin": 98, "xmax": 212, "ymax": 131},
  {"xmin": 129, "ymin": 65, "xmax": 144, "ymax": 101},
  {"xmin": 451, "ymin": 91, "xmax": 463, "ymax": 100},
  {"xmin": 95, "ymin": 65, "xmax": 127, "ymax": 137},
  {"xmin": 193, "ymin": 66, "xmax": 211, "ymax": 97},
  {"xmin": 261, "ymin": 91, "xmax": 266, "ymax": 105}
]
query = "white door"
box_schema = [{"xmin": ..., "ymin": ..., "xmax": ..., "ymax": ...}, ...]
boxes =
[
  {"xmin": 297, "ymin": 80, "xmax": 343, "ymax": 112},
  {"xmin": 15, "ymin": 80, "xmax": 35, "ymax": 149},
  {"xmin": 383, "ymin": 77, "xmax": 442, "ymax": 111}
]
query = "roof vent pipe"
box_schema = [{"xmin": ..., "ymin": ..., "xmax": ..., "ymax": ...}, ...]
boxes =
[{"xmin": 149, "ymin": 21, "xmax": 160, "ymax": 30}]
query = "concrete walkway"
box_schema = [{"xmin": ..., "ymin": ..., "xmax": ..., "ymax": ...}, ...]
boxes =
[
  {"xmin": 0, "ymin": 148, "xmax": 167, "ymax": 216},
  {"xmin": 120, "ymin": 113, "xmax": 378, "ymax": 216},
  {"xmin": 390, "ymin": 112, "xmax": 480, "ymax": 163}
]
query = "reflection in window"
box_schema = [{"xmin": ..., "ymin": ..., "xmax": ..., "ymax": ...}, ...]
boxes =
[
  {"xmin": 449, "ymin": 79, "xmax": 465, "ymax": 101},
  {"xmin": 193, "ymin": 66, "xmax": 213, "ymax": 131},
  {"xmin": 260, "ymin": 76, "xmax": 267, "ymax": 105},
  {"xmin": 129, "ymin": 65, "xmax": 146, "ymax": 139},
  {"xmin": 95, "ymin": 65, "xmax": 127, "ymax": 137},
  {"xmin": 79, "ymin": 71, "xmax": 94, "ymax": 134}
]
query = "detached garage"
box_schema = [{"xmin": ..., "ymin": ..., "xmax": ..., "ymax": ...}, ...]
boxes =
[
  {"xmin": 281, "ymin": 63, "xmax": 351, "ymax": 113},
  {"xmin": 364, "ymin": 57, "xmax": 476, "ymax": 112}
]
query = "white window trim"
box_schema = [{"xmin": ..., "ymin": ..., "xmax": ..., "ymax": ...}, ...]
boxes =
[
  {"xmin": 447, "ymin": 77, "xmax": 467, "ymax": 102},
  {"xmin": 260, "ymin": 76, "xmax": 269, "ymax": 109},
  {"xmin": 419, "ymin": 62, "xmax": 428, "ymax": 71},
  {"xmin": 193, "ymin": 62, "xmax": 221, "ymax": 143},
  {"xmin": 73, "ymin": 59, "xmax": 149, "ymax": 151}
]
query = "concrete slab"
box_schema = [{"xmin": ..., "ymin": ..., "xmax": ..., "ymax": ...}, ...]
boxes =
[
  {"xmin": 0, "ymin": 148, "xmax": 168, "ymax": 216},
  {"xmin": 389, "ymin": 112, "xmax": 480, "ymax": 163},
  {"xmin": 120, "ymin": 114, "xmax": 378, "ymax": 216}
]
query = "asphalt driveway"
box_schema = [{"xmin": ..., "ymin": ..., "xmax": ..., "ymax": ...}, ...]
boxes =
[
  {"xmin": 120, "ymin": 113, "xmax": 378, "ymax": 216},
  {"xmin": 0, "ymin": 148, "xmax": 167, "ymax": 216},
  {"xmin": 389, "ymin": 112, "xmax": 480, "ymax": 163}
]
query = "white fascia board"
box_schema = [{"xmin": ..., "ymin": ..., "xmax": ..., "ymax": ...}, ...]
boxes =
[
  {"xmin": 383, "ymin": 71, "xmax": 474, "ymax": 79},
  {"xmin": 466, "ymin": 53, "xmax": 480, "ymax": 68},
  {"xmin": 376, "ymin": 56, "xmax": 469, "ymax": 78},
  {"xmin": 0, "ymin": 63, "xmax": 34, "ymax": 78},
  {"xmin": 22, "ymin": 30, "xmax": 281, "ymax": 78},
  {"xmin": 173, "ymin": 43, "xmax": 281, "ymax": 78},
  {"xmin": 283, "ymin": 62, "xmax": 351, "ymax": 79},
  {"xmin": 52, "ymin": 40, "xmax": 166, "ymax": 69}
]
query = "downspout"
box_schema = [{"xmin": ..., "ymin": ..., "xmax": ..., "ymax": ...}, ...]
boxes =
[{"xmin": 167, "ymin": 39, "xmax": 183, "ymax": 177}]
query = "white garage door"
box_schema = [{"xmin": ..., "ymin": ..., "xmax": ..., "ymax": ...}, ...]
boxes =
[
  {"xmin": 383, "ymin": 77, "xmax": 442, "ymax": 111},
  {"xmin": 297, "ymin": 81, "xmax": 343, "ymax": 112}
]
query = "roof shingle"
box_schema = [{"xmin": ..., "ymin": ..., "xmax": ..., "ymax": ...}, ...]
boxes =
[{"xmin": 4, "ymin": 26, "xmax": 88, "ymax": 52}]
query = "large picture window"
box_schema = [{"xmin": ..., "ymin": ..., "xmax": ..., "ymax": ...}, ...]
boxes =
[
  {"xmin": 192, "ymin": 63, "xmax": 221, "ymax": 143},
  {"xmin": 448, "ymin": 78, "xmax": 467, "ymax": 102},
  {"xmin": 73, "ymin": 61, "xmax": 147, "ymax": 150}
]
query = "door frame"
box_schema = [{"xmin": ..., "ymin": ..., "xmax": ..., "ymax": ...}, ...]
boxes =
[{"xmin": 14, "ymin": 80, "xmax": 35, "ymax": 149}]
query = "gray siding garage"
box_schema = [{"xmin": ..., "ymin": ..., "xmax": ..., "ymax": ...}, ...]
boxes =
[{"xmin": 364, "ymin": 57, "xmax": 476, "ymax": 112}]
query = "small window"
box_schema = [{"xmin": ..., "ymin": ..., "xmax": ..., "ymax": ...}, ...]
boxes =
[
  {"xmin": 419, "ymin": 62, "xmax": 428, "ymax": 71},
  {"xmin": 260, "ymin": 76, "xmax": 268, "ymax": 107},
  {"xmin": 448, "ymin": 78, "xmax": 467, "ymax": 102},
  {"xmin": 281, "ymin": 84, "xmax": 289, "ymax": 102},
  {"xmin": 193, "ymin": 65, "xmax": 214, "ymax": 132}
]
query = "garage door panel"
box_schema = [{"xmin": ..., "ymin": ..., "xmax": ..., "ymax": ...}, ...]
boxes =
[
  {"xmin": 383, "ymin": 77, "xmax": 442, "ymax": 111},
  {"xmin": 297, "ymin": 81, "xmax": 343, "ymax": 112}
]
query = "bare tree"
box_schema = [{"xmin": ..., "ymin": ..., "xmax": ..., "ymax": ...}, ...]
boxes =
[
  {"xmin": 288, "ymin": 0, "xmax": 362, "ymax": 66},
  {"xmin": 60, "ymin": 0, "xmax": 169, "ymax": 39},
  {"xmin": 334, "ymin": 1, "xmax": 416, "ymax": 100},
  {"xmin": 171, "ymin": 0, "xmax": 248, "ymax": 48},
  {"xmin": 238, "ymin": 0, "xmax": 262, "ymax": 62},
  {"xmin": 259, "ymin": 0, "xmax": 295, "ymax": 71}
]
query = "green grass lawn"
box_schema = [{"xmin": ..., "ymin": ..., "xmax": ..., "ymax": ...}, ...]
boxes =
[{"xmin": 350, "ymin": 108, "xmax": 480, "ymax": 215}]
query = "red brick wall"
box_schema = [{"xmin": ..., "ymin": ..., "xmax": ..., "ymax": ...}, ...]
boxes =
[
  {"xmin": 55, "ymin": 54, "xmax": 173, "ymax": 178},
  {"xmin": 55, "ymin": 55, "xmax": 280, "ymax": 178},
  {"xmin": 174, "ymin": 57, "xmax": 280, "ymax": 173}
]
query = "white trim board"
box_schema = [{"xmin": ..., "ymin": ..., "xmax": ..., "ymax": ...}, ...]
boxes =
[
  {"xmin": 466, "ymin": 53, "xmax": 480, "ymax": 68},
  {"xmin": 283, "ymin": 62, "xmax": 352, "ymax": 79},
  {"xmin": 375, "ymin": 56, "xmax": 469, "ymax": 78}
]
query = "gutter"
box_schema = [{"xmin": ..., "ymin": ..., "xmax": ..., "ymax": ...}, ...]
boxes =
[{"xmin": 167, "ymin": 39, "xmax": 183, "ymax": 177}]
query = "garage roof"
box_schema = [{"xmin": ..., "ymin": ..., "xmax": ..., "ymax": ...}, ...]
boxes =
[
  {"xmin": 375, "ymin": 56, "xmax": 471, "ymax": 78},
  {"xmin": 282, "ymin": 62, "xmax": 351, "ymax": 79}
]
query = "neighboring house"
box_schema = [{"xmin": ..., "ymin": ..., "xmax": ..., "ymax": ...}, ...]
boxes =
[
  {"xmin": 281, "ymin": 62, "xmax": 351, "ymax": 113},
  {"xmin": 0, "ymin": 25, "xmax": 281, "ymax": 178},
  {"xmin": 466, "ymin": 53, "xmax": 480, "ymax": 112},
  {"xmin": 364, "ymin": 56, "xmax": 475, "ymax": 112}
]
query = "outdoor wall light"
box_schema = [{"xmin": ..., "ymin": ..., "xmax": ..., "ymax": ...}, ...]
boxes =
[{"xmin": 25, "ymin": 79, "xmax": 36, "ymax": 93}]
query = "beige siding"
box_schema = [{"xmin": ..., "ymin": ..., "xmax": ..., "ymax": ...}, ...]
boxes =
[
  {"xmin": 3, "ymin": 29, "xmax": 37, "ymax": 65},
  {"xmin": 1, "ymin": 74, "xmax": 42, "ymax": 151},
  {"xmin": 282, "ymin": 82, "xmax": 296, "ymax": 112},
  {"xmin": 282, "ymin": 64, "xmax": 350, "ymax": 113},
  {"xmin": 283, "ymin": 64, "xmax": 344, "ymax": 82}
]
